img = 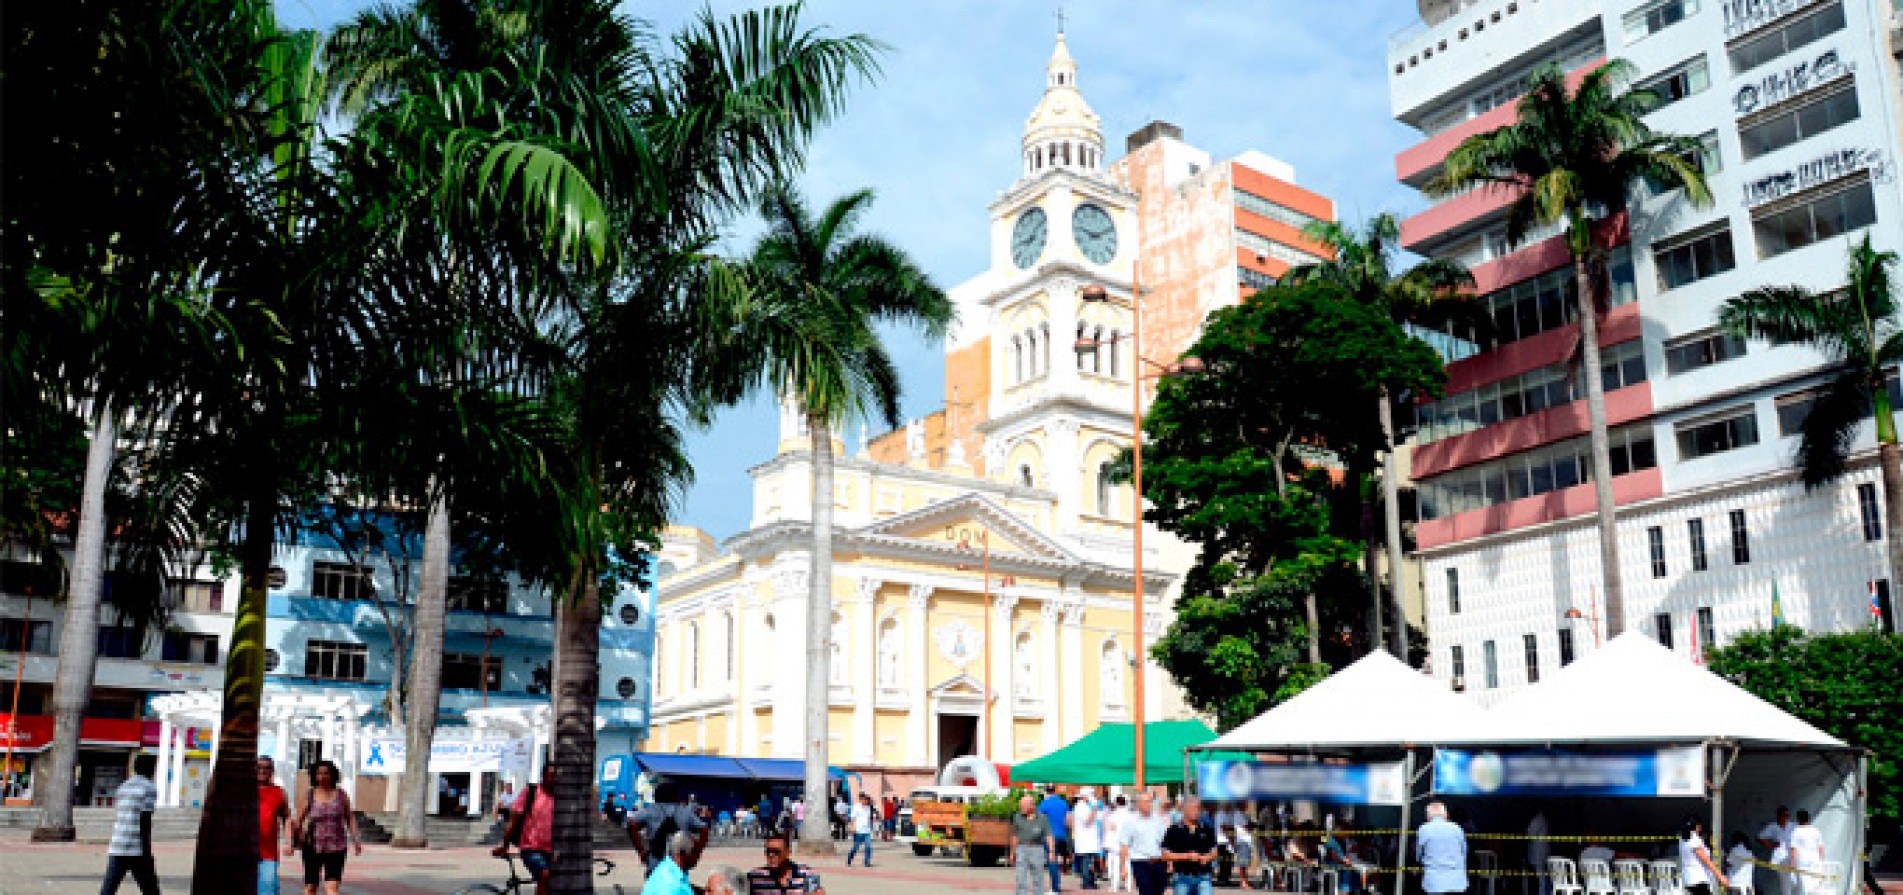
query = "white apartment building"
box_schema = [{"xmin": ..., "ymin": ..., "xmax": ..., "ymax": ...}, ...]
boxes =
[{"xmin": 1388, "ymin": 0, "xmax": 1903, "ymax": 702}]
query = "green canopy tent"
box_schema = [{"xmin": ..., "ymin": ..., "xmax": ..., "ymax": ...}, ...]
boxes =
[{"xmin": 1010, "ymin": 720, "xmax": 1252, "ymax": 786}]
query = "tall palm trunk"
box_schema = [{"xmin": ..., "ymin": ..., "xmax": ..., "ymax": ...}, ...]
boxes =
[
  {"xmin": 800, "ymin": 410, "xmax": 836, "ymax": 854},
  {"xmin": 32, "ymin": 405, "xmax": 116, "ymax": 841},
  {"xmin": 1574, "ymin": 257, "xmax": 1626, "ymax": 638},
  {"xmin": 392, "ymin": 489, "xmax": 450, "ymax": 848},
  {"xmin": 189, "ymin": 478, "xmax": 273, "ymax": 894},
  {"xmin": 549, "ymin": 576, "xmax": 601, "ymax": 895},
  {"xmin": 1874, "ymin": 379, "xmax": 1903, "ymax": 600},
  {"xmin": 1378, "ymin": 388, "xmax": 1409, "ymax": 658}
]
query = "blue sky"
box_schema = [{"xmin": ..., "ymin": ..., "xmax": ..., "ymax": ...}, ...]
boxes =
[{"xmin": 278, "ymin": 0, "xmax": 1432, "ymax": 541}]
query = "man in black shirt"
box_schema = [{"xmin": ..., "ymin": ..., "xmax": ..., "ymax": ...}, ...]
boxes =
[{"xmin": 1160, "ymin": 796, "xmax": 1219, "ymax": 895}]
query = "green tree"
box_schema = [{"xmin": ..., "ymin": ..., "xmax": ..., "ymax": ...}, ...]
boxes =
[
  {"xmin": 1141, "ymin": 281, "xmax": 1444, "ymax": 727},
  {"xmin": 739, "ymin": 183, "xmax": 951, "ymax": 850},
  {"xmin": 1718, "ymin": 237, "xmax": 1903, "ymax": 594},
  {"xmin": 1428, "ymin": 59, "xmax": 1711, "ymax": 638},
  {"xmin": 1705, "ymin": 627, "xmax": 1903, "ymax": 838},
  {"xmin": 1284, "ymin": 212, "xmax": 1474, "ymax": 657}
]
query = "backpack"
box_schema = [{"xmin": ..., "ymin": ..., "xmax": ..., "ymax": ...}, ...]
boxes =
[{"xmin": 505, "ymin": 785, "xmax": 538, "ymax": 846}]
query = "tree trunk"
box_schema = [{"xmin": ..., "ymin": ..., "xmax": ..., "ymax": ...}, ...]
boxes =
[
  {"xmin": 32, "ymin": 406, "xmax": 116, "ymax": 841},
  {"xmin": 1880, "ymin": 443, "xmax": 1903, "ymax": 601},
  {"xmin": 1360, "ymin": 490, "xmax": 1382, "ymax": 653},
  {"xmin": 189, "ymin": 481, "xmax": 273, "ymax": 894},
  {"xmin": 1303, "ymin": 594, "xmax": 1321, "ymax": 665},
  {"xmin": 1379, "ymin": 389, "xmax": 1410, "ymax": 659},
  {"xmin": 392, "ymin": 489, "xmax": 450, "ymax": 849},
  {"xmin": 548, "ymin": 576, "xmax": 602, "ymax": 894},
  {"xmin": 1574, "ymin": 258, "xmax": 1626, "ymax": 638},
  {"xmin": 800, "ymin": 411, "xmax": 837, "ymax": 855}
]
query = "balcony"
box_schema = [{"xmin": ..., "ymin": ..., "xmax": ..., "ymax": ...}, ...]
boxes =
[
  {"xmin": 1395, "ymin": 59, "xmax": 1605, "ymax": 186},
  {"xmin": 1416, "ymin": 467, "xmax": 1663, "ymax": 549},
  {"xmin": 1413, "ymin": 381, "xmax": 1655, "ymax": 479},
  {"xmin": 1401, "ymin": 186, "xmax": 1517, "ymax": 255},
  {"xmin": 1444, "ymin": 300, "xmax": 1643, "ymax": 396}
]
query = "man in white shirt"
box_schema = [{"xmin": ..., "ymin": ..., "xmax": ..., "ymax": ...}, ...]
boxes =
[
  {"xmin": 1104, "ymin": 796, "xmax": 1134, "ymax": 893},
  {"xmin": 846, "ymin": 793, "xmax": 876, "ymax": 867},
  {"xmin": 1073, "ymin": 788, "xmax": 1104, "ymax": 890},
  {"xmin": 1759, "ymin": 807, "xmax": 1794, "ymax": 895},
  {"xmin": 1119, "ymin": 793, "xmax": 1171, "ymax": 895},
  {"xmin": 101, "ymin": 755, "xmax": 160, "ymax": 895},
  {"xmin": 1788, "ymin": 811, "xmax": 1826, "ymax": 895}
]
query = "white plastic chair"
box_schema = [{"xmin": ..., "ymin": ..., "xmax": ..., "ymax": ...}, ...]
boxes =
[
  {"xmin": 1476, "ymin": 850, "xmax": 1501, "ymax": 895},
  {"xmin": 1800, "ymin": 862, "xmax": 1842, "ymax": 895},
  {"xmin": 1582, "ymin": 859, "xmax": 1618, "ymax": 895},
  {"xmin": 1650, "ymin": 859, "xmax": 1684, "ymax": 895},
  {"xmin": 1551, "ymin": 858, "xmax": 1585, "ymax": 895},
  {"xmin": 1725, "ymin": 870, "xmax": 1755, "ymax": 895},
  {"xmin": 1614, "ymin": 859, "xmax": 1651, "ymax": 895}
]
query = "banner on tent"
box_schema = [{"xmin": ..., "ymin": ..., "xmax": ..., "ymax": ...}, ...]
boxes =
[
  {"xmin": 1433, "ymin": 747, "xmax": 1704, "ymax": 797},
  {"xmin": 359, "ymin": 737, "xmax": 533, "ymax": 775},
  {"xmin": 1198, "ymin": 761, "xmax": 1407, "ymax": 805}
]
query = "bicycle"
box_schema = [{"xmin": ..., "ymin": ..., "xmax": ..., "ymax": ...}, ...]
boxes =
[{"xmin": 452, "ymin": 852, "xmax": 624, "ymax": 895}]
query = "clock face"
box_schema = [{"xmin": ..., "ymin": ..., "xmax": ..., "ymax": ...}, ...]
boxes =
[
  {"xmin": 1073, "ymin": 203, "xmax": 1118, "ymax": 264},
  {"xmin": 1011, "ymin": 207, "xmax": 1048, "ymax": 269}
]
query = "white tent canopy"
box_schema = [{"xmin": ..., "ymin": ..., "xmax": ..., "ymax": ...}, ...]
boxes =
[
  {"xmin": 1207, "ymin": 648, "xmax": 1493, "ymax": 752},
  {"xmin": 1446, "ymin": 633, "xmax": 1847, "ymax": 748}
]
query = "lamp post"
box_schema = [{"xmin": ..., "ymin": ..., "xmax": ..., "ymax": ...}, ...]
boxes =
[{"xmin": 1077, "ymin": 274, "xmax": 1204, "ymax": 792}]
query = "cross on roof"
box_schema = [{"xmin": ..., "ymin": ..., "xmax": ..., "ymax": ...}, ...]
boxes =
[{"xmin": 1055, "ymin": 1, "xmax": 1066, "ymax": 35}]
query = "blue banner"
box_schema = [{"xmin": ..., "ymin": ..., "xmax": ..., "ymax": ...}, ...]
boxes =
[
  {"xmin": 1198, "ymin": 761, "xmax": 1407, "ymax": 805},
  {"xmin": 1433, "ymin": 748, "xmax": 1704, "ymax": 797}
]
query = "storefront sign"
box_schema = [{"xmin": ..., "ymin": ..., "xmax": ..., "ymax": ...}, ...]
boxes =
[
  {"xmin": 358, "ymin": 736, "xmax": 533, "ymax": 775},
  {"xmin": 1434, "ymin": 747, "xmax": 1705, "ymax": 797},
  {"xmin": 1721, "ymin": 0, "xmax": 1824, "ymax": 38},
  {"xmin": 1197, "ymin": 761, "xmax": 1407, "ymax": 806},
  {"xmin": 1732, "ymin": 49, "xmax": 1849, "ymax": 116},
  {"xmin": 1742, "ymin": 148, "xmax": 1889, "ymax": 208},
  {"xmin": 0, "ymin": 715, "xmax": 145, "ymax": 752}
]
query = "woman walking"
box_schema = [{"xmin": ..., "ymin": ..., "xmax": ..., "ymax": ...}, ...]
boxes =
[
  {"xmin": 1680, "ymin": 816, "xmax": 1730, "ymax": 895},
  {"xmin": 291, "ymin": 760, "xmax": 362, "ymax": 895}
]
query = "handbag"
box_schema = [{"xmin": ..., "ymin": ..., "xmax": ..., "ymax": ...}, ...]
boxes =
[{"xmin": 298, "ymin": 787, "xmax": 316, "ymax": 851}]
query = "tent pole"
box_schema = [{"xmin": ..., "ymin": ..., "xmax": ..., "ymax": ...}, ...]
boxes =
[
  {"xmin": 1184, "ymin": 747, "xmax": 1193, "ymax": 796},
  {"xmin": 1708, "ymin": 741, "xmax": 1723, "ymax": 855},
  {"xmin": 1395, "ymin": 748, "xmax": 1416, "ymax": 895},
  {"xmin": 1853, "ymin": 753, "xmax": 1869, "ymax": 895}
]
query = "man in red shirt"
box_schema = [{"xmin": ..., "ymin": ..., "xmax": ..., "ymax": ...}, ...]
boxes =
[
  {"xmin": 257, "ymin": 756, "xmax": 291, "ymax": 895},
  {"xmin": 494, "ymin": 768, "xmax": 556, "ymax": 895}
]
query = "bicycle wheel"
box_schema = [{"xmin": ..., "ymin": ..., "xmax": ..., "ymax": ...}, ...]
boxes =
[{"xmin": 450, "ymin": 885, "xmax": 508, "ymax": 895}]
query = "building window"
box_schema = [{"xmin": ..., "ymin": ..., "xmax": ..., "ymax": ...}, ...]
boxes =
[
  {"xmin": 1676, "ymin": 408, "xmax": 1761, "ymax": 460},
  {"xmin": 161, "ymin": 632, "xmax": 220, "ymax": 665},
  {"xmin": 1729, "ymin": 1, "xmax": 1845, "ymax": 72},
  {"xmin": 304, "ymin": 640, "xmax": 368, "ymax": 680},
  {"xmin": 1648, "ymin": 527, "xmax": 1668, "ymax": 578},
  {"xmin": 1777, "ymin": 373, "xmax": 1901, "ymax": 435},
  {"xmin": 1642, "ymin": 56, "xmax": 1711, "ymax": 108},
  {"xmin": 1558, "ymin": 629, "xmax": 1576, "ymax": 667},
  {"xmin": 1018, "ymin": 464, "xmax": 1035, "ymax": 488},
  {"xmin": 1655, "ymin": 613, "xmax": 1675, "ymax": 650},
  {"xmin": 1753, "ymin": 179, "xmax": 1878, "ymax": 258},
  {"xmin": 97, "ymin": 626, "xmax": 144, "ymax": 659},
  {"xmin": 0, "ymin": 560, "xmax": 60, "ymax": 597},
  {"xmin": 1689, "ymin": 518, "xmax": 1710, "ymax": 571},
  {"xmin": 1441, "ymin": 248, "xmax": 1635, "ymax": 352},
  {"xmin": 1647, "ymin": 132, "xmax": 1723, "ymax": 196},
  {"xmin": 1654, "ymin": 227, "xmax": 1737, "ymax": 291},
  {"xmin": 166, "ymin": 580, "xmax": 225, "ymax": 614},
  {"xmin": 1739, "ymin": 83, "xmax": 1859, "ymax": 161},
  {"xmin": 1419, "ymin": 426, "xmax": 1657, "ymax": 520},
  {"xmin": 447, "ymin": 575, "xmax": 509, "ymax": 614},
  {"xmin": 1730, "ymin": 509, "xmax": 1752, "ymax": 564},
  {"xmin": 1417, "ymin": 342, "xmax": 1647, "ymax": 444},
  {"xmin": 441, "ymin": 652, "xmax": 502, "ymax": 690},
  {"xmin": 1665, "ymin": 331, "xmax": 1748, "ymax": 374},
  {"xmin": 1447, "ymin": 568, "xmax": 1462, "ymax": 615},
  {"xmin": 1482, "ymin": 640, "xmax": 1499, "ymax": 690},
  {"xmin": 0, "ymin": 618, "xmax": 53, "ymax": 654},
  {"xmin": 1859, "ymin": 483, "xmax": 1883, "ymax": 542},
  {"xmin": 310, "ymin": 561, "xmax": 373, "ymax": 601},
  {"xmin": 1449, "ymin": 645, "xmax": 1466, "ymax": 690},
  {"xmin": 1096, "ymin": 463, "xmax": 1115, "ymax": 517},
  {"xmin": 1624, "ymin": 0, "xmax": 1700, "ymax": 42},
  {"xmin": 1238, "ymin": 266, "xmax": 1277, "ymax": 292},
  {"xmin": 1234, "ymin": 189, "xmax": 1324, "ymax": 230},
  {"xmin": 1696, "ymin": 607, "xmax": 1715, "ymax": 654},
  {"xmin": 1236, "ymin": 229, "xmax": 1326, "ymax": 267},
  {"xmin": 1523, "ymin": 633, "xmax": 1541, "ymax": 684}
]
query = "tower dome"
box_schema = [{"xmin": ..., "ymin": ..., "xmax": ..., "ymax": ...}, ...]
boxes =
[{"xmin": 1021, "ymin": 33, "xmax": 1105, "ymax": 180}]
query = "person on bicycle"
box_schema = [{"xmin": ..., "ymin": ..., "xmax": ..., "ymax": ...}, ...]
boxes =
[{"xmin": 492, "ymin": 767, "xmax": 556, "ymax": 895}]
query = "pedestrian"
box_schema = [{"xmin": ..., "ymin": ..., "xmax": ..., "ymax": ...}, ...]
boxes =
[
  {"xmin": 291, "ymin": 759, "xmax": 361, "ymax": 895},
  {"xmin": 1726, "ymin": 832, "xmax": 1756, "ymax": 891},
  {"xmin": 1789, "ymin": 811, "xmax": 1825, "ymax": 895},
  {"xmin": 1104, "ymin": 796, "xmax": 1133, "ymax": 893},
  {"xmin": 834, "ymin": 793, "xmax": 850, "ymax": 841},
  {"xmin": 1680, "ymin": 815, "xmax": 1730, "ymax": 895},
  {"xmin": 645, "ymin": 831, "xmax": 703, "ymax": 895},
  {"xmin": 1759, "ymin": 807, "xmax": 1794, "ymax": 895},
  {"xmin": 1073, "ymin": 787, "xmax": 1104, "ymax": 890},
  {"xmin": 1160, "ymin": 795, "xmax": 1218, "ymax": 895},
  {"xmin": 101, "ymin": 753, "xmax": 161, "ymax": 895},
  {"xmin": 748, "ymin": 832, "xmax": 828, "ymax": 895},
  {"xmin": 1121, "ymin": 793, "xmax": 1171, "ymax": 895},
  {"xmin": 492, "ymin": 766, "xmax": 555, "ymax": 895},
  {"xmin": 882, "ymin": 795, "xmax": 898, "ymax": 841},
  {"xmin": 705, "ymin": 865, "xmax": 753, "ymax": 895},
  {"xmin": 630, "ymin": 779, "xmax": 710, "ymax": 877},
  {"xmin": 257, "ymin": 756, "xmax": 292, "ymax": 895},
  {"xmin": 1417, "ymin": 802, "xmax": 1468, "ymax": 895},
  {"xmin": 1231, "ymin": 814, "xmax": 1258, "ymax": 891},
  {"xmin": 1042, "ymin": 789, "xmax": 1074, "ymax": 892},
  {"xmin": 846, "ymin": 793, "xmax": 876, "ymax": 867},
  {"xmin": 1011, "ymin": 794, "xmax": 1057, "ymax": 895}
]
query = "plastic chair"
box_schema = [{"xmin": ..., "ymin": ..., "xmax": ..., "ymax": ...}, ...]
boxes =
[
  {"xmin": 1318, "ymin": 866, "xmax": 1341, "ymax": 895},
  {"xmin": 1649, "ymin": 859, "xmax": 1684, "ymax": 895},
  {"xmin": 1551, "ymin": 858, "xmax": 1585, "ymax": 895},
  {"xmin": 1476, "ymin": 850, "xmax": 1501, "ymax": 895},
  {"xmin": 1582, "ymin": 859, "xmax": 1618, "ymax": 895},
  {"xmin": 1801, "ymin": 862, "xmax": 1842, "ymax": 895},
  {"xmin": 1614, "ymin": 859, "xmax": 1651, "ymax": 895}
]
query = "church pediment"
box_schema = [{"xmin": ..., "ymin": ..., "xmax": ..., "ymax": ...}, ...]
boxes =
[{"xmin": 856, "ymin": 493, "xmax": 1073, "ymax": 563}]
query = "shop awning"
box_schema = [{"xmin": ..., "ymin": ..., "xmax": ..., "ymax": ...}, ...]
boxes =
[
  {"xmin": 632, "ymin": 754, "xmax": 752, "ymax": 779},
  {"xmin": 1011, "ymin": 720, "xmax": 1251, "ymax": 785},
  {"xmin": 0, "ymin": 715, "xmax": 144, "ymax": 753},
  {"xmin": 733, "ymin": 758, "xmax": 845, "ymax": 782}
]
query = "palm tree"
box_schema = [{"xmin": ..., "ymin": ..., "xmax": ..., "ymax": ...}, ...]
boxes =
[
  {"xmin": 1427, "ymin": 59, "xmax": 1712, "ymax": 637},
  {"xmin": 741, "ymin": 183, "xmax": 951, "ymax": 851},
  {"xmin": 1719, "ymin": 236, "xmax": 1903, "ymax": 596},
  {"xmin": 1284, "ymin": 213, "xmax": 1474, "ymax": 657}
]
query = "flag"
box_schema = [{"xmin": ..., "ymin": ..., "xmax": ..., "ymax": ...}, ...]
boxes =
[
  {"xmin": 1873, "ymin": 581, "xmax": 1884, "ymax": 624},
  {"xmin": 1689, "ymin": 613, "xmax": 1703, "ymax": 665},
  {"xmin": 1771, "ymin": 582, "xmax": 1786, "ymax": 629}
]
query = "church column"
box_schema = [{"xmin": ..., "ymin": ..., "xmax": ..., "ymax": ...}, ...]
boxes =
[
  {"xmin": 771, "ymin": 567, "xmax": 809, "ymax": 760},
  {"xmin": 1048, "ymin": 418, "xmax": 1084, "ymax": 533},
  {"xmin": 1039, "ymin": 599, "xmax": 1062, "ymax": 752},
  {"xmin": 851, "ymin": 578, "xmax": 880, "ymax": 765},
  {"xmin": 990, "ymin": 593, "xmax": 1020, "ymax": 764},
  {"xmin": 1049, "ymin": 272, "xmax": 1083, "ymax": 394},
  {"xmin": 1059, "ymin": 597, "xmax": 1086, "ymax": 745},
  {"xmin": 905, "ymin": 584, "xmax": 932, "ymax": 768},
  {"xmin": 737, "ymin": 581, "xmax": 760, "ymax": 756}
]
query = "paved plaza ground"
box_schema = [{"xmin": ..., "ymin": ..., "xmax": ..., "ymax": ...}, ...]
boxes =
[{"xmin": 0, "ymin": 840, "xmax": 1026, "ymax": 894}]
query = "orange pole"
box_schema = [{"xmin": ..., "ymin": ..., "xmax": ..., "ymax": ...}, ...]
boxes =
[
  {"xmin": 3, "ymin": 596, "xmax": 29, "ymax": 799},
  {"xmin": 1131, "ymin": 265, "xmax": 1147, "ymax": 792}
]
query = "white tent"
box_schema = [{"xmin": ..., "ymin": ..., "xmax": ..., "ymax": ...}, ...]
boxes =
[
  {"xmin": 1447, "ymin": 633, "xmax": 1844, "ymax": 747},
  {"xmin": 1207, "ymin": 648, "xmax": 1493, "ymax": 752}
]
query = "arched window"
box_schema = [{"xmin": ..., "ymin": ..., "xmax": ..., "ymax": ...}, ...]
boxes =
[
  {"xmin": 1097, "ymin": 462, "xmax": 1115, "ymax": 517},
  {"xmin": 1011, "ymin": 335, "xmax": 1024, "ymax": 384},
  {"xmin": 1075, "ymin": 322, "xmax": 1090, "ymax": 372},
  {"xmin": 1024, "ymin": 328, "xmax": 1038, "ymax": 378},
  {"xmin": 1019, "ymin": 464, "xmax": 1035, "ymax": 488},
  {"xmin": 1040, "ymin": 322, "xmax": 1051, "ymax": 373}
]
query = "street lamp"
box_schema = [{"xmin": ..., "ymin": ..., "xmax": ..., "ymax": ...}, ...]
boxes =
[{"xmin": 1075, "ymin": 276, "xmax": 1202, "ymax": 791}]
